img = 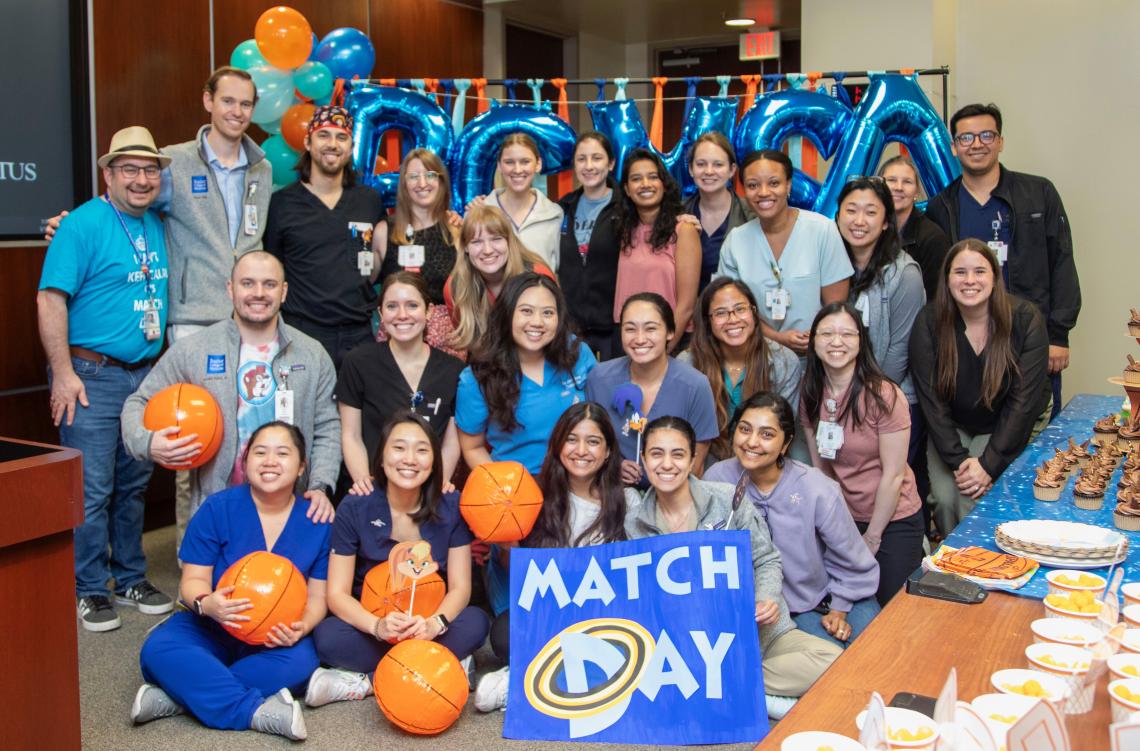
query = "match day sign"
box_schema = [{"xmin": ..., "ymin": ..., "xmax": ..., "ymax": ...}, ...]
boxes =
[{"xmin": 503, "ymin": 531, "xmax": 767, "ymax": 745}]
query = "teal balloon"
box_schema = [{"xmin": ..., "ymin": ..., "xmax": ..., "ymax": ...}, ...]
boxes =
[
  {"xmin": 260, "ymin": 117, "xmax": 283, "ymax": 135},
  {"xmin": 230, "ymin": 39, "xmax": 267, "ymax": 71},
  {"xmin": 294, "ymin": 61, "xmax": 333, "ymax": 101},
  {"xmin": 262, "ymin": 135, "xmax": 299, "ymax": 186},
  {"xmin": 249, "ymin": 65, "xmax": 294, "ymax": 124}
]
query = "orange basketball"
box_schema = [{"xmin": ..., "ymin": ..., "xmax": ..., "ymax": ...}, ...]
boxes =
[
  {"xmin": 459, "ymin": 461, "xmax": 543, "ymax": 542},
  {"xmin": 374, "ymin": 639, "xmax": 469, "ymax": 735},
  {"xmin": 216, "ymin": 551, "xmax": 308, "ymax": 646},
  {"xmin": 142, "ymin": 383, "xmax": 224, "ymax": 470},
  {"xmin": 360, "ymin": 562, "xmax": 446, "ymax": 643}
]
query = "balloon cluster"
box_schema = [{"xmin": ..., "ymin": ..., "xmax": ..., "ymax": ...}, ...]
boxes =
[{"xmin": 230, "ymin": 6, "xmax": 376, "ymax": 188}]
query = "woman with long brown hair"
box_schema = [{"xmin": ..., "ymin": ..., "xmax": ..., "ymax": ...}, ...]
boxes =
[{"xmin": 909, "ymin": 239, "xmax": 1051, "ymax": 535}]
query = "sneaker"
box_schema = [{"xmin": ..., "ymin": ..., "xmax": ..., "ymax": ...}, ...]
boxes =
[
  {"xmin": 77, "ymin": 595, "xmax": 122, "ymax": 632},
  {"xmin": 251, "ymin": 688, "xmax": 307, "ymax": 741},
  {"xmin": 765, "ymin": 693, "xmax": 798, "ymax": 720},
  {"xmin": 130, "ymin": 683, "xmax": 184, "ymax": 724},
  {"xmin": 460, "ymin": 655, "xmax": 476, "ymax": 690},
  {"xmin": 304, "ymin": 667, "xmax": 373, "ymax": 707},
  {"xmin": 474, "ymin": 666, "xmax": 510, "ymax": 713},
  {"xmin": 116, "ymin": 580, "xmax": 174, "ymax": 615}
]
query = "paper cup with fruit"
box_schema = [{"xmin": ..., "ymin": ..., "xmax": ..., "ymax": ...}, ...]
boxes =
[
  {"xmin": 1108, "ymin": 652, "xmax": 1140, "ymax": 680},
  {"xmin": 1108, "ymin": 678, "xmax": 1140, "ymax": 723},
  {"xmin": 1042, "ymin": 590, "xmax": 1102, "ymax": 622},
  {"xmin": 1124, "ymin": 603, "xmax": 1140, "ymax": 628},
  {"xmin": 1045, "ymin": 570, "xmax": 1106, "ymax": 596},
  {"xmin": 1028, "ymin": 617, "xmax": 1101, "ymax": 648},
  {"xmin": 780, "ymin": 731, "xmax": 867, "ymax": 751},
  {"xmin": 854, "ymin": 707, "xmax": 938, "ymax": 749},
  {"xmin": 970, "ymin": 693, "xmax": 1041, "ymax": 746},
  {"xmin": 1123, "ymin": 581, "xmax": 1140, "ymax": 608},
  {"xmin": 1024, "ymin": 642, "xmax": 1095, "ymax": 714},
  {"xmin": 990, "ymin": 668, "xmax": 1070, "ymax": 704},
  {"xmin": 1121, "ymin": 628, "xmax": 1140, "ymax": 654}
]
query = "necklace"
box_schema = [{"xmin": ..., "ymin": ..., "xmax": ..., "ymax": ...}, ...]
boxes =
[{"xmin": 660, "ymin": 503, "xmax": 693, "ymax": 533}]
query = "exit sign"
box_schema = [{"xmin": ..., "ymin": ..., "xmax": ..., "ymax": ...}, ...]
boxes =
[{"xmin": 739, "ymin": 31, "xmax": 781, "ymax": 61}]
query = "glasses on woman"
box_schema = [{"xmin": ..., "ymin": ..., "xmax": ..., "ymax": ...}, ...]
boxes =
[
  {"xmin": 711, "ymin": 303, "xmax": 752, "ymax": 323},
  {"xmin": 816, "ymin": 329, "xmax": 859, "ymax": 342},
  {"xmin": 406, "ymin": 171, "xmax": 440, "ymax": 183}
]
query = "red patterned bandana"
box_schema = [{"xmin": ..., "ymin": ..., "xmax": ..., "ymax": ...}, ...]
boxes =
[{"xmin": 308, "ymin": 105, "xmax": 354, "ymax": 135}]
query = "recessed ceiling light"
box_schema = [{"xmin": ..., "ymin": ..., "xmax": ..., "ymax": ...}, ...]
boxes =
[{"xmin": 725, "ymin": 18, "xmax": 755, "ymax": 27}]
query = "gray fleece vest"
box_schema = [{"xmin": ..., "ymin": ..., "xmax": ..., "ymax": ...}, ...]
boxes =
[
  {"xmin": 853, "ymin": 252, "xmax": 922, "ymax": 403},
  {"xmin": 161, "ymin": 126, "xmax": 272, "ymax": 326}
]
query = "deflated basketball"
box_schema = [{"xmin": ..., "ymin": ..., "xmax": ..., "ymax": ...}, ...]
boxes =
[
  {"xmin": 360, "ymin": 561, "xmax": 446, "ymax": 643},
  {"xmin": 142, "ymin": 383, "xmax": 224, "ymax": 470},
  {"xmin": 374, "ymin": 639, "xmax": 468, "ymax": 735},
  {"xmin": 216, "ymin": 551, "xmax": 307, "ymax": 645},
  {"xmin": 459, "ymin": 461, "xmax": 543, "ymax": 543}
]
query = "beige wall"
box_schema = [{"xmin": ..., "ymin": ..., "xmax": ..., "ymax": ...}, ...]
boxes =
[{"xmin": 803, "ymin": 0, "xmax": 1140, "ymax": 403}]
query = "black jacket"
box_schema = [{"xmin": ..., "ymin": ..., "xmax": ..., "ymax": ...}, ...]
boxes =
[
  {"xmin": 899, "ymin": 208, "xmax": 951, "ymax": 301},
  {"xmin": 909, "ymin": 296, "xmax": 1051, "ymax": 479},
  {"xmin": 683, "ymin": 190, "xmax": 755, "ymax": 289},
  {"xmin": 925, "ymin": 166, "xmax": 1081, "ymax": 347},
  {"xmin": 557, "ymin": 186, "xmax": 621, "ymax": 334}
]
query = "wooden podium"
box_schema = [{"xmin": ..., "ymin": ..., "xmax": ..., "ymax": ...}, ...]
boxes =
[{"xmin": 0, "ymin": 437, "xmax": 84, "ymax": 750}]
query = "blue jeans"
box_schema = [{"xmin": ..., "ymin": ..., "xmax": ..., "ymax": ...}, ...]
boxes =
[
  {"xmin": 792, "ymin": 596, "xmax": 881, "ymax": 649},
  {"xmin": 55, "ymin": 357, "xmax": 154, "ymax": 598}
]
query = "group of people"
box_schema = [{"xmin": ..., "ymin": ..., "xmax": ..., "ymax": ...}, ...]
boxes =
[{"xmin": 37, "ymin": 64, "xmax": 1081, "ymax": 739}]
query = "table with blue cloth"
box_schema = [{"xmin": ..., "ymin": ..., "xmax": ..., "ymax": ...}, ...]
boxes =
[{"xmin": 944, "ymin": 393, "xmax": 1137, "ymax": 599}]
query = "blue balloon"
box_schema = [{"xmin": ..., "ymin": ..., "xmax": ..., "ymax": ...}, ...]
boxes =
[
  {"xmin": 315, "ymin": 28, "xmax": 375, "ymax": 81},
  {"xmin": 813, "ymin": 74, "xmax": 959, "ymax": 217},
  {"xmin": 248, "ymin": 65, "xmax": 294, "ymax": 124},
  {"xmin": 307, "ymin": 32, "xmax": 319, "ymax": 62},
  {"xmin": 449, "ymin": 104, "xmax": 577, "ymax": 211},
  {"xmin": 344, "ymin": 83, "xmax": 454, "ymax": 207},
  {"xmin": 294, "ymin": 61, "xmax": 333, "ymax": 101},
  {"xmin": 587, "ymin": 97, "xmax": 739, "ymax": 196},
  {"xmin": 733, "ymin": 89, "xmax": 853, "ymax": 209}
]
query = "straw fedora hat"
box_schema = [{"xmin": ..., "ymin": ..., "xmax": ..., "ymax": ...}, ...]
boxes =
[{"xmin": 97, "ymin": 126, "xmax": 172, "ymax": 169}]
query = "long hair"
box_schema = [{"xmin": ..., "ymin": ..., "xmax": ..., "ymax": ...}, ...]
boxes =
[
  {"xmin": 688, "ymin": 277, "xmax": 772, "ymax": 458},
  {"xmin": 450, "ymin": 204, "xmax": 549, "ymax": 352},
  {"xmin": 527, "ymin": 402, "xmax": 627, "ymax": 548},
  {"xmin": 617, "ymin": 148, "xmax": 684, "ymax": 251},
  {"xmin": 370, "ymin": 410, "xmax": 443, "ymax": 524},
  {"xmin": 469, "ymin": 272, "xmax": 579, "ymax": 432},
  {"xmin": 392, "ymin": 148, "xmax": 454, "ymax": 248},
  {"xmin": 837, "ymin": 177, "xmax": 902, "ymax": 298},
  {"xmin": 728, "ymin": 391, "xmax": 796, "ymax": 469},
  {"xmin": 801, "ymin": 301, "xmax": 894, "ymax": 432},
  {"xmin": 933, "ymin": 239, "xmax": 1017, "ymax": 408},
  {"xmin": 295, "ymin": 149, "xmax": 357, "ymax": 188}
]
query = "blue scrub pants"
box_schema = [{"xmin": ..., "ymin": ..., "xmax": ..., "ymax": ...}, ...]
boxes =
[
  {"xmin": 139, "ymin": 612, "xmax": 319, "ymax": 730},
  {"xmin": 312, "ymin": 606, "xmax": 490, "ymax": 674},
  {"xmin": 791, "ymin": 596, "xmax": 881, "ymax": 649}
]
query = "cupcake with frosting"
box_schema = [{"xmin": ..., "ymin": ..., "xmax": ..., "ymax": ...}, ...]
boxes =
[
  {"xmin": 1125, "ymin": 355, "xmax": 1140, "ymax": 386},
  {"xmin": 1094, "ymin": 413, "xmax": 1121, "ymax": 446},
  {"xmin": 1129, "ymin": 308, "xmax": 1140, "ymax": 337},
  {"xmin": 1068, "ymin": 438, "xmax": 1092, "ymax": 468},
  {"xmin": 1034, "ymin": 466, "xmax": 1066, "ymax": 502},
  {"xmin": 1121, "ymin": 419, "xmax": 1140, "ymax": 450},
  {"xmin": 1073, "ymin": 472, "xmax": 1107, "ymax": 510},
  {"xmin": 1115, "ymin": 485, "xmax": 1140, "ymax": 531}
]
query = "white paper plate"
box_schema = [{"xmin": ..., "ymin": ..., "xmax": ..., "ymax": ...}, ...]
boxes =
[{"xmin": 997, "ymin": 520, "xmax": 1127, "ymax": 551}]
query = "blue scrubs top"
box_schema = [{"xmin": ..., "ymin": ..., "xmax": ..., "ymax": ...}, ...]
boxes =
[
  {"xmin": 456, "ymin": 341, "xmax": 597, "ymax": 475},
  {"xmin": 179, "ymin": 484, "xmax": 330, "ymax": 588},
  {"xmin": 329, "ymin": 488, "xmax": 473, "ymax": 599}
]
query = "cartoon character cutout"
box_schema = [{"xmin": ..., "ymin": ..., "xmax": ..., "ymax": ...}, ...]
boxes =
[{"xmin": 388, "ymin": 540, "xmax": 439, "ymax": 616}]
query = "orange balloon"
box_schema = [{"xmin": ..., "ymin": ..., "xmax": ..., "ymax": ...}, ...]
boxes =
[
  {"xmin": 254, "ymin": 6, "xmax": 313, "ymax": 70},
  {"xmin": 216, "ymin": 551, "xmax": 308, "ymax": 645},
  {"xmin": 459, "ymin": 461, "xmax": 544, "ymax": 543},
  {"xmin": 280, "ymin": 103, "xmax": 316, "ymax": 152},
  {"xmin": 360, "ymin": 562, "xmax": 446, "ymax": 643},
  {"xmin": 374, "ymin": 639, "xmax": 469, "ymax": 735},
  {"xmin": 142, "ymin": 383, "xmax": 224, "ymax": 470}
]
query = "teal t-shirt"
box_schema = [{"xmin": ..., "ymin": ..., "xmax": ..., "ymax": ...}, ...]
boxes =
[{"xmin": 39, "ymin": 197, "xmax": 168, "ymax": 363}]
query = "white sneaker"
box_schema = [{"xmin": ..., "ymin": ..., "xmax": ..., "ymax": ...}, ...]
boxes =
[
  {"xmin": 304, "ymin": 666, "xmax": 373, "ymax": 707},
  {"xmin": 130, "ymin": 683, "xmax": 183, "ymax": 724},
  {"xmin": 474, "ymin": 666, "xmax": 510, "ymax": 713},
  {"xmin": 460, "ymin": 655, "xmax": 475, "ymax": 690},
  {"xmin": 251, "ymin": 688, "xmax": 307, "ymax": 741},
  {"xmin": 765, "ymin": 693, "xmax": 798, "ymax": 720}
]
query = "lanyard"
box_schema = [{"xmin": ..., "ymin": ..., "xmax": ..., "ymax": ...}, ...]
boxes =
[
  {"xmin": 106, "ymin": 194, "xmax": 153, "ymax": 289},
  {"xmin": 769, "ymin": 259, "xmax": 783, "ymax": 288},
  {"xmin": 991, "ymin": 211, "xmax": 1002, "ymax": 241}
]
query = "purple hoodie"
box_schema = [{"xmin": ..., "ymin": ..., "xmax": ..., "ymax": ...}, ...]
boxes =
[{"xmin": 705, "ymin": 457, "xmax": 878, "ymax": 613}]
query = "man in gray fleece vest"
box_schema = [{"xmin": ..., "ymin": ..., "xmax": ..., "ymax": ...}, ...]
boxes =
[{"xmin": 122, "ymin": 252, "xmax": 338, "ymax": 546}]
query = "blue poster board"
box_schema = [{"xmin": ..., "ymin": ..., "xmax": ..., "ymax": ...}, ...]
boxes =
[{"xmin": 503, "ymin": 530, "xmax": 767, "ymax": 745}]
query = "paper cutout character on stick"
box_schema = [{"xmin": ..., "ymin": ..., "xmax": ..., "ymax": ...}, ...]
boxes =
[{"xmin": 388, "ymin": 540, "xmax": 439, "ymax": 616}]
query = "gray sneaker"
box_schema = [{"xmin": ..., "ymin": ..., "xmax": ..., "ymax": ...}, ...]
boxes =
[
  {"xmin": 304, "ymin": 666, "xmax": 372, "ymax": 707},
  {"xmin": 130, "ymin": 683, "xmax": 184, "ymax": 724},
  {"xmin": 77, "ymin": 595, "xmax": 122, "ymax": 632},
  {"xmin": 116, "ymin": 580, "xmax": 174, "ymax": 615},
  {"xmin": 473, "ymin": 666, "xmax": 509, "ymax": 713},
  {"xmin": 251, "ymin": 688, "xmax": 307, "ymax": 741}
]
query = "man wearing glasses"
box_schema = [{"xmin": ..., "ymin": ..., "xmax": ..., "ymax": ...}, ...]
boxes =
[
  {"xmin": 37, "ymin": 127, "xmax": 175, "ymax": 632},
  {"xmin": 925, "ymin": 103, "xmax": 1080, "ymax": 418},
  {"xmin": 263, "ymin": 105, "xmax": 385, "ymax": 369}
]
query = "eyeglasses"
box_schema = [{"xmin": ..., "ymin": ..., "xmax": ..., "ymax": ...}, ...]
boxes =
[
  {"xmin": 110, "ymin": 164, "xmax": 162, "ymax": 178},
  {"xmin": 954, "ymin": 130, "xmax": 999, "ymax": 147},
  {"xmin": 711, "ymin": 304, "xmax": 752, "ymax": 323},
  {"xmin": 816, "ymin": 329, "xmax": 859, "ymax": 342},
  {"xmin": 406, "ymin": 170, "xmax": 440, "ymax": 183}
]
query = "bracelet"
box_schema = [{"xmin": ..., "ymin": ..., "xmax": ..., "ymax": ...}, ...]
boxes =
[{"xmin": 372, "ymin": 618, "xmax": 384, "ymax": 641}]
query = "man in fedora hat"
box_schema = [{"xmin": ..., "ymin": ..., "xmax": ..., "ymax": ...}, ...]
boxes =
[{"xmin": 38, "ymin": 126, "xmax": 175, "ymax": 632}]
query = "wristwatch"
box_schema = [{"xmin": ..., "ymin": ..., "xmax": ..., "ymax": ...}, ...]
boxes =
[
  {"xmin": 193, "ymin": 593, "xmax": 208, "ymax": 616},
  {"xmin": 434, "ymin": 614, "xmax": 450, "ymax": 635}
]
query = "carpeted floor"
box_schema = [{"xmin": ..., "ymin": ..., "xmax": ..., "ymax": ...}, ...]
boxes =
[{"xmin": 79, "ymin": 526, "xmax": 759, "ymax": 750}]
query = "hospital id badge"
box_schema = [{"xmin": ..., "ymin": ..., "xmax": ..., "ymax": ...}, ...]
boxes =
[
  {"xmin": 275, "ymin": 388, "xmax": 295, "ymax": 424},
  {"xmin": 988, "ymin": 240, "xmax": 1008, "ymax": 265},
  {"xmin": 398, "ymin": 244, "xmax": 425, "ymax": 269},
  {"xmin": 357, "ymin": 250, "xmax": 374, "ymax": 276},
  {"xmin": 854, "ymin": 292, "xmax": 870, "ymax": 326},
  {"xmin": 815, "ymin": 420, "xmax": 844, "ymax": 459},
  {"xmin": 766, "ymin": 288, "xmax": 790, "ymax": 321},
  {"xmin": 142, "ymin": 301, "xmax": 161, "ymax": 341},
  {"xmin": 243, "ymin": 203, "xmax": 259, "ymax": 236}
]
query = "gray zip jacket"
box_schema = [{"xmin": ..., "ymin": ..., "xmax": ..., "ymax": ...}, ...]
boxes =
[
  {"xmin": 624, "ymin": 476, "xmax": 794, "ymax": 651},
  {"xmin": 121, "ymin": 319, "xmax": 340, "ymax": 516},
  {"xmin": 851, "ymin": 251, "xmax": 925, "ymax": 403}
]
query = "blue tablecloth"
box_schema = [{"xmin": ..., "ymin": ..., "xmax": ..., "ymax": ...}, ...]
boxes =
[{"xmin": 942, "ymin": 393, "xmax": 1136, "ymax": 600}]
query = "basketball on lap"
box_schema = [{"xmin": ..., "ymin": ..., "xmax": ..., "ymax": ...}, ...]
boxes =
[
  {"xmin": 142, "ymin": 383, "xmax": 224, "ymax": 470},
  {"xmin": 459, "ymin": 461, "xmax": 543, "ymax": 543},
  {"xmin": 374, "ymin": 639, "xmax": 469, "ymax": 735},
  {"xmin": 360, "ymin": 561, "xmax": 446, "ymax": 643},
  {"xmin": 215, "ymin": 551, "xmax": 308, "ymax": 645}
]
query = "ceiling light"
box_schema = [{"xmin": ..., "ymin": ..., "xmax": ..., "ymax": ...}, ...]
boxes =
[{"xmin": 725, "ymin": 18, "xmax": 755, "ymax": 27}]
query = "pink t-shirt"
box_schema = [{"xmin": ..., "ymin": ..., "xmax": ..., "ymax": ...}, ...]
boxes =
[
  {"xmin": 613, "ymin": 223, "xmax": 677, "ymax": 323},
  {"xmin": 801, "ymin": 379, "xmax": 921, "ymax": 523}
]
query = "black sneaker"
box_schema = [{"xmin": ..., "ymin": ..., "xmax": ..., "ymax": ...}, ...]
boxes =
[
  {"xmin": 77, "ymin": 595, "xmax": 122, "ymax": 632},
  {"xmin": 115, "ymin": 580, "xmax": 174, "ymax": 615}
]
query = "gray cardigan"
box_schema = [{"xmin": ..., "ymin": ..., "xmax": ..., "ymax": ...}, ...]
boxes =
[
  {"xmin": 624, "ymin": 476, "xmax": 794, "ymax": 651},
  {"xmin": 852, "ymin": 251, "xmax": 925, "ymax": 403},
  {"xmin": 121, "ymin": 319, "xmax": 340, "ymax": 516}
]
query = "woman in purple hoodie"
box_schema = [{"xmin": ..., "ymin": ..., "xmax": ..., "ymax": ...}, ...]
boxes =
[{"xmin": 705, "ymin": 391, "xmax": 880, "ymax": 647}]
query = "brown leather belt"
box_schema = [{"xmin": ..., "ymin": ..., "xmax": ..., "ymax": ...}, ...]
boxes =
[{"xmin": 69, "ymin": 346, "xmax": 153, "ymax": 371}]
